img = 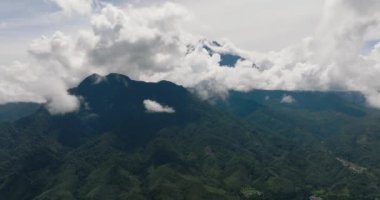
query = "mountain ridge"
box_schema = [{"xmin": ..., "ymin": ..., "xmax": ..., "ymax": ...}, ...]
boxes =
[{"xmin": 0, "ymin": 73, "xmax": 379, "ymax": 199}]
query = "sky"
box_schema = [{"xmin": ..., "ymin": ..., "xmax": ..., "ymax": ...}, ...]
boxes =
[
  {"xmin": 1, "ymin": 0, "xmax": 380, "ymax": 114},
  {"xmin": 0, "ymin": 0, "xmax": 325, "ymax": 64}
]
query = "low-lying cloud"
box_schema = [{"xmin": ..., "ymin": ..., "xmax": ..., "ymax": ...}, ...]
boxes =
[
  {"xmin": 143, "ymin": 99, "xmax": 175, "ymax": 113},
  {"xmin": 0, "ymin": 0, "xmax": 380, "ymax": 114},
  {"xmin": 281, "ymin": 95, "xmax": 296, "ymax": 104}
]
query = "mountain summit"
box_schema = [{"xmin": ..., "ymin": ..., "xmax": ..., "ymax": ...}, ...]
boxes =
[{"xmin": 70, "ymin": 73, "xmax": 201, "ymax": 135}]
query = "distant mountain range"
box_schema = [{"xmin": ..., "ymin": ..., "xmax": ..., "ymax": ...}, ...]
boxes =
[
  {"xmin": 0, "ymin": 73, "xmax": 379, "ymax": 199},
  {"xmin": 0, "ymin": 102, "xmax": 40, "ymax": 123}
]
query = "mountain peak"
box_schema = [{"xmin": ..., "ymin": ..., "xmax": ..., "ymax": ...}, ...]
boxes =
[
  {"xmin": 78, "ymin": 73, "xmax": 132, "ymax": 88},
  {"xmin": 105, "ymin": 73, "xmax": 131, "ymax": 82},
  {"xmin": 65, "ymin": 73, "xmax": 202, "ymax": 142},
  {"xmin": 81, "ymin": 73, "xmax": 106, "ymax": 85},
  {"xmin": 71, "ymin": 72, "xmax": 196, "ymax": 118}
]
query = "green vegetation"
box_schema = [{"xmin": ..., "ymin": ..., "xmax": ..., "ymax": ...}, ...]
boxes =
[
  {"xmin": 0, "ymin": 102, "xmax": 40, "ymax": 123},
  {"xmin": 0, "ymin": 74, "xmax": 380, "ymax": 199}
]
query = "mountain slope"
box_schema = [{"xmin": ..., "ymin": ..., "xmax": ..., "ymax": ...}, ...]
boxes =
[
  {"xmin": 0, "ymin": 102, "xmax": 40, "ymax": 123},
  {"xmin": 0, "ymin": 74, "xmax": 269, "ymax": 200},
  {"xmin": 217, "ymin": 90, "xmax": 380, "ymax": 198},
  {"xmin": 0, "ymin": 74, "xmax": 379, "ymax": 199}
]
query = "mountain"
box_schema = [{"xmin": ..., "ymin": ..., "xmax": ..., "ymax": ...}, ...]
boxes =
[
  {"xmin": 217, "ymin": 90, "xmax": 380, "ymax": 198},
  {"xmin": 0, "ymin": 73, "xmax": 379, "ymax": 199},
  {"xmin": 0, "ymin": 73, "xmax": 262, "ymax": 200},
  {"xmin": 0, "ymin": 102, "xmax": 40, "ymax": 123},
  {"xmin": 217, "ymin": 90, "xmax": 367, "ymax": 117}
]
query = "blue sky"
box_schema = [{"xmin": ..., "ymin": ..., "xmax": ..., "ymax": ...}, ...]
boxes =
[{"xmin": 0, "ymin": 0, "xmax": 86, "ymax": 64}]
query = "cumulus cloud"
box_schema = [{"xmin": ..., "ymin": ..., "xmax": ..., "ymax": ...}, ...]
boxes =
[
  {"xmin": 281, "ymin": 95, "xmax": 296, "ymax": 104},
  {"xmin": 0, "ymin": 63, "xmax": 80, "ymax": 114},
  {"xmin": 143, "ymin": 99, "xmax": 175, "ymax": 113},
  {"xmin": 0, "ymin": 2, "xmax": 190, "ymax": 114},
  {"xmin": 1, "ymin": 0, "xmax": 380, "ymax": 114}
]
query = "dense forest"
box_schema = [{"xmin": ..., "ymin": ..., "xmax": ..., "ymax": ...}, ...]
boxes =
[{"xmin": 0, "ymin": 74, "xmax": 379, "ymax": 199}]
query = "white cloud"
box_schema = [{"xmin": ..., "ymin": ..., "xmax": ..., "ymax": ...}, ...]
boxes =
[
  {"xmin": 1, "ymin": 0, "xmax": 380, "ymax": 114},
  {"xmin": 178, "ymin": 0, "xmax": 324, "ymax": 52},
  {"xmin": 0, "ymin": 61, "xmax": 79, "ymax": 114},
  {"xmin": 143, "ymin": 99, "xmax": 175, "ymax": 113},
  {"xmin": 281, "ymin": 95, "xmax": 296, "ymax": 104}
]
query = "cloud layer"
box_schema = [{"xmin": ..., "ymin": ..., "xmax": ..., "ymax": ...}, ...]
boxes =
[
  {"xmin": 143, "ymin": 99, "xmax": 175, "ymax": 113},
  {"xmin": 0, "ymin": 0, "xmax": 380, "ymax": 114}
]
